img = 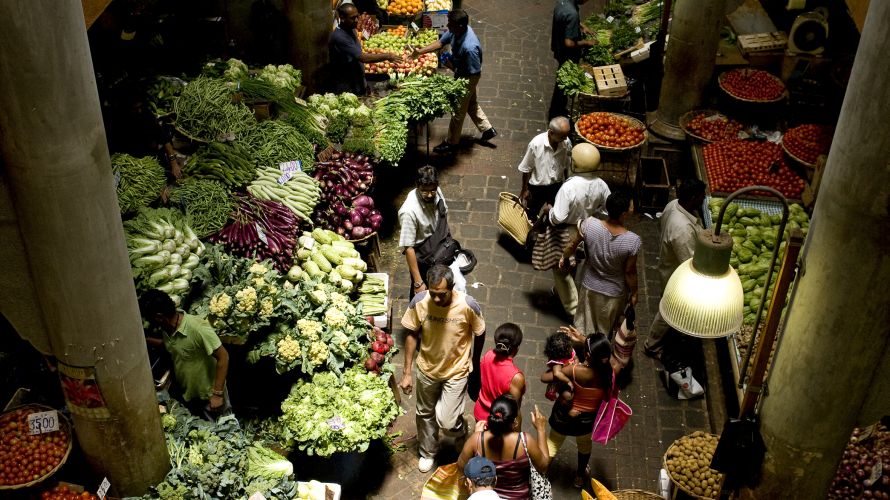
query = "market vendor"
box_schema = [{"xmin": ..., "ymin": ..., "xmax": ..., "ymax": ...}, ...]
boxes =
[
  {"xmin": 398, "ymin": 165, "xmax": 451, "ymax": 298},
  {"xmin": 329, "ymin": 3, "xmax": 402, "ymax": 95},
  {"xmin": 549, "ymin": 0, "xmax": 597, "ymax": 119},
  {"xmin": 410, "ymin": 9, "xmax": 497, "ymax": 154},
  {"xmin": 139, "ymin": 289, "xmax": 230, "ymax": 420}
]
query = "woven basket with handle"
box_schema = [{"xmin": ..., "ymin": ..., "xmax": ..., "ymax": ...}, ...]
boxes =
[
  {"xmin": 614, "ymin": 489, "xmax": 664, "ymax": 500},
  {"xmin": 497, "ymin": 192, "xmax": 532, "ymax": 245}
]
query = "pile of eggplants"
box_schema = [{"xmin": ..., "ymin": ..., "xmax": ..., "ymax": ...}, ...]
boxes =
[
  {"xmin": 210, "ymin": 193, "xmax": 298, "ymax": 271},
  {"xmin": 311, "ymin": 151, "xmax": 382, "ymax": 239}
]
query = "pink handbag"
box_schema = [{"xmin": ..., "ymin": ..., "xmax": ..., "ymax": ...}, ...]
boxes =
[{"xmin": 592, "ymin": 372, "xmax": 632, "ymax": 444}]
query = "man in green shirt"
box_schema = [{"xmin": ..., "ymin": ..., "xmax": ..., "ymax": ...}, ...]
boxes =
[{"xmin": 139, "ymin": 289, "xmax": 230, "ymax": 419}]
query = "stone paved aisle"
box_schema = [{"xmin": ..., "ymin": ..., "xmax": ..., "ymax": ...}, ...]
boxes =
[{"xmin": 360, "ymin": 1, "xmax": 713, "ymax": 498}]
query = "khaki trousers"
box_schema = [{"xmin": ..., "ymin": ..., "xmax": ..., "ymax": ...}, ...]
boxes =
[
  {"xmin": 546, "ymin": 428, "xmax": 593, "ymax": 456},
  {"xmin": 415, "ymin": 369, "xmax": 468, "ymax": 458},
  {"xmin": 574, "ymin": 288, "xmax": 625, "ymax": 336},
  {"xmin": 448, "ymin": 73, "xmax": 492, "ymax": 145}
]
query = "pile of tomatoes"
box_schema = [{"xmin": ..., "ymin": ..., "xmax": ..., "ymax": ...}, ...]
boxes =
[
  {"xmin": 782, "ymin": 124, "xmax": 833, "ymax": 166},
  {"xmin": 686, "ymin": 112, "xmax": 744, "ymax": 142},
  {"xmin": 41, "ymin": 484, "xmax": 99, "ymax": 500},
  {"xmin": 576, "ymin": 112, "xmax": 645, "ymax": 149},
  {"xmin": 720, "ymin": 69, "xmax": 786, "ymax": 102},
  {"xmin": 703, "ymin": 140, "xmax": 806, "ymax": 200},
  {"xmin": 0, "ymin": 407, "xmax": 69, "ymax": 487}
]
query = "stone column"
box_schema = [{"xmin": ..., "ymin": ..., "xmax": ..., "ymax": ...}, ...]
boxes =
[
  {"xmin": 742, "ymin": 1, "xmax": 890, "ymax": 498},
  {"xmin": 648, "ymin": 0, "xmax": 726, "ymax": 140},
  {"xmin": 0, "ymin": 1, "xmax": 169, "ymax": 495},
  {"xmin": 283, "ymin": 0, "xmax": 333, "ymax": 94}
]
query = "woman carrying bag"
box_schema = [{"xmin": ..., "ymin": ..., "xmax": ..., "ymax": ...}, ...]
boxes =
[
  {"xmin": 458, "ymin": 395, "xmax": 551, "ymax": 500},
  {"xmin": 541, "ymin": 327, "xmax": 628, "ymax": 488}
]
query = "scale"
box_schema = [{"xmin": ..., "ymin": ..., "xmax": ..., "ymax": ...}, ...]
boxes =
[{"xmin": 787, "ymin": 7, "xmax": 829, "ymax": 55}]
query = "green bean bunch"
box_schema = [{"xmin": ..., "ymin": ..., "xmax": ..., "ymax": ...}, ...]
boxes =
[
  {"xmin": 168, "ymin": 178, "xmax": 234, "ymax": 237},
  {"xmin": 174, "ymin": 77, "xmax": 256, "ymax": 142},
  {"xmin": 111, "ymin": 153, "xmax": 167, "ymax": 214},
  {"xmin": 241, "ymin": 120, "xmax": 315, "ymax": 172}
]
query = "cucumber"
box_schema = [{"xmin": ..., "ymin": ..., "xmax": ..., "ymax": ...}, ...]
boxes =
[{"xmin": 311, "ymin": 250, "xmax": 332, "ymax": 273}]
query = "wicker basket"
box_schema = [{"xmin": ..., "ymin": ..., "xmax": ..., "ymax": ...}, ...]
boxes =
[
  {"xmin": 0, "ymin": 404, "xmax": 74, "ymax": 490},
  {"xmin": 614, "ymin": 489, "xmax": 665, "ymax": 500},
  {"xmin": 574, "ymin": 112, "xmax": 648, "ymax": 152},
  {"xmin": 663, "ymin": 432, "xmax": 725, "ymax": 500},
  {"xmin": 718, "ymin": 68, "xmax": 787, "ymax": 103},
  {"xmin": 497, "ymin": 192, "xmax": 532, "ymax": 245}
]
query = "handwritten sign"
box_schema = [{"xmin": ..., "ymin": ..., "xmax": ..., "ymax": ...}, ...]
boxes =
[
  {"xmin": 97, "ymin": 477, "xmax": 111, "ymax": 499},
  {"xmin": 28, "ymin": 410, "xmax": 59, "ymax": 435},
  {"xmin": 277, "ymin": 160, "xmax": 302, "ymax": 184},
  {"xmin": 255, "ymin": 223, "xmax": 269, "ymax": 245}
]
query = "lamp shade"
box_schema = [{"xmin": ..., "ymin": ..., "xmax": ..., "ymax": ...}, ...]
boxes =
[{"xmin": 659, "ymin": 258, "xmax": 744, "ymax": 338}]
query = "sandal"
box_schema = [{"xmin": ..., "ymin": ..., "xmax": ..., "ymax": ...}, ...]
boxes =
[{"xmin": 573, "ymin": 465, "xmax": 591, "ymax": 489}]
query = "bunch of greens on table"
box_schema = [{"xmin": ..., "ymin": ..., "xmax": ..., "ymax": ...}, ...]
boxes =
[
  {"xmin": 174, "ymin": 77, "xmax": 256, "ymax": 142},
  {"xmin": 138, "ymin": 398, "xmax": 297, "ymax": 500},
  {"xmin": 111, "ymin": 153, "xmax": 167, "ymax": 214},
  {"xmin": 271, "ymin": 366, "xmax": 402, "ymax": 457},
  {"xmin": 240, "ymin": 120, "xmax": 315, "ymax": 172},
  {"xmin": 556, "ymin": 61, "xmax": 597, "ymax": 96},
  {"xmin": 168, "ymin": 178, "xmax": 233, "ymax": 238}
]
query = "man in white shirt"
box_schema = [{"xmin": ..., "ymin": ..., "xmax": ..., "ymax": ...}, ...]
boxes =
[
  {"xmin": 531, "ymin": 143, "xmax": 610, "ymax": 318},
  {"xmin": 517, "ymin": 116, "xmax": 572, "ymax": 221},
  {"xmin": 644, "ymin": 179, "xmax": 706, "ymax": 357},
  {"xmin": 464, "ymin": 456, "xmax": 504, "ymax": 499},
  {"xmin": 398, "ymin": 166, "xmax": 449, "ymax": 298}
]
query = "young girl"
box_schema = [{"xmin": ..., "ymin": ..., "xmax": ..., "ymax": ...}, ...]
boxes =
[{"xmin": 543, "ymin": 331, "xmax": 576, "ymax": 405}]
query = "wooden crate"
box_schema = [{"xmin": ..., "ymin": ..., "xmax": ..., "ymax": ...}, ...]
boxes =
[
  {"xmin": 592, "ymin": 64, "xmax": 628, "ymax": 97},
  {"xmin": 738, "ymin": 31, "xmax": 787, "ymax": 54}
]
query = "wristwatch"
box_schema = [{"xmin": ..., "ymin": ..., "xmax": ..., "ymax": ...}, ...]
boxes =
[
  {"xmin": 212, "ymin": 389, "xmax": 224, "ymax": 397},
  {"xmin": 413, "ymin": 281, "xmax": 423, "ymax": 289}
]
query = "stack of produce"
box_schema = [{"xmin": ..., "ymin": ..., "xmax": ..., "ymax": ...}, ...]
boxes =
[
  {"xmin": 356, "ymin": 13, "xmax": 378, "ymax": 39},
  {"xmin": 310, "ymin": 152, "xmax": 380, "ymax": 238},
  {"xmin": 241, "ymin": 120, "xmax": 315, "ymax": 173},
  {"xmin": 125, "ymin": 208, "xmax": 204, "ymax": 306},
  {"xmin": 664, "ymin": 432, "xmax": 723, "ymax": 499},
  {"xmin": 306, "ymin": 92, "xmax": 372, "ymax": 145},
  {"xmin": 144, "ymin": 75, "xmax": 185, "ymax": 117},
  {"xmin": 247, "ymin": 167, "xmax": 321, "ymax": 222},
  {"xmin": 703, "ymin": 140, "xmax": 806, "ymax": 200},
  {"xmin": 111, "ymin": 153, "xmax": 167, "ymax": 214},
  {"xmin": 40, "ymin": 485, "xmax": 100, "ymax": 499},
  {"xmin": 364, "ymin": 324, "xmax": 396, "ymax": 375},
  {"xmin": 290, "ymin": 229, "xmax": 368, "ymax": 290},
  {"xmin": 247, "ymin": 276, "xmax": 371, "ymax": 376},
  {"xmin": 425, "ymin": 0, "xmax": 451, "ymax": 10},
  {"xmin": 189, "ymin": 246, "xmax": 287, "ymax": 341},
  {"xmin": 782, "ymin": 124, "xmax": 833, "ymax": 165},
  {"xmin": 255, "ymin": 64, "xmax": 302, "ymax": 93},
  {"xmin": 708, "ymin": 198, "xmax": 810, "ymax": 325},
  {"xmin": 365, "ymin": 50, "xmax": 438, "ymax": 77},
  {"xmin": 143, "ymin": 399, "xmax": 298, "ymax": 500},
  {"xmin": 555, "ymin": 61, "xmax": 597, "ymax": 96},
  {"xmin": 685, "ymin": 112, "xmax": 744, "ymax": 142},
  {"xmin": 0, "ymin": 406, "xmax": 70, "ymax": 487},
  {"xmin": 387, "ymin": 0, "xmax": 423, "ymax": 17},
  {"xmin": 828, "ymin": 423, "xmax": 890, "ymax": 499},
  {"xmin": 719, "ymin": 68, "xmax": 786, "ymax": 102},
  {"xmin": 373, "ymin": 75, "xmax": 468, "ymax": 163},
  {"xmin": 174, "ymin": 77, "xmax": 256, "ymax": 142},
  {"xmin": 182, "ymin": 141, "xmax": 258, "ymax": 189},
  {"xmin": 358, "ymin": 274, "xmax": 387, "ymax": 316},
  {"xmin": 273, "ymin": 366, "xmax": 402, "ymax": 457},
  {"xmin": 168, "ymin": 178, "xmax": 234, "ymax": 238},
  {"xmin": 210, "ymin": 193, "xmax": 300, "ymax": 272},
  {"xmin": 576, "ymin": 112, "xmax": 645, "ymax": 149},
  {"xmin": 582, "ymin": 0, "xmax": 663, "ymax": 66}
]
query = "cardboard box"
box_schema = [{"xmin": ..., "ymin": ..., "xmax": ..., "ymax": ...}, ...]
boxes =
[
  {"xmin": 592, "ymin": 64, "xmax": 628, "ymax": 97},
  {"xmin": 738, "ymin": 31, "xmax": 787, "ymax": 54}
]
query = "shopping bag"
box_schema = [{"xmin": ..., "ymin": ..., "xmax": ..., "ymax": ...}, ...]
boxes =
[
  {"xmin": 520, "ymin": 432, "xmax": 553, "ymax": 500},
  {"xmin": 592, "ymin": 374, "xmax": 632, "ymax": 444},
  {"xmin": 420, "ymin": 462, "xmax": 469, "ymax": 500},
  {"xmin": 669, "ymin": 367, "xmax": 705, "ymax": 400}
]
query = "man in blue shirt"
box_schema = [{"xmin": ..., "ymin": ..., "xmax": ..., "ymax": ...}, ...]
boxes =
[
  {"xmin": 549, "ymin": 0, "xmax": 597, "ymax": 119},
  {"xmin": 328, "ymin": 3, "xmax": 401, "ymax": 95},
  {"xmin": 412, "ymin": 10, "xmax": 497, "ymax": 154}
]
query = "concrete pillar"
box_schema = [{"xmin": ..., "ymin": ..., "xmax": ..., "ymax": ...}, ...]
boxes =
[
  {"xmin": 284, "ymin": 0, "xmax": 333, "ymax": 94},
  {"xmin": 0, "ymin": 1, "xmax": 169, "ymax": 496},
  {"xmin": 648, "ymin": 0, "xmax": 726, "ymax": 141},
  {"xmin": 743, "ymin": 2, "xmax": 890, "ymax": 498}
]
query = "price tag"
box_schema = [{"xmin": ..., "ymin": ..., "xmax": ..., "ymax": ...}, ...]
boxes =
[
  {"xmin": 326, "ymin": 415, "xmax": 345, "ymax": 431},
  {"xmin": 635, "ymin": 26, "xmax": 642, "ymax": 33},
  {"xmin": 113, "ymin": 171, "xmax": 121, "ymax": 189},
  {"xmin": 865, "ymin": 459, "xmax": 883, "ymax": 487},
  {"xmin": 410, "ymin": 22, "xmax": 420, "ymax": 32},
  {"xmin": 277, "ymin": 160, "xmax": 302, "ymax": 184},
  {"xmin": 28, "ymin": 410, "xmax": 59, "ymax": 435},
  {"xmin": 362, "ymin": 29, "xmax": 371, "ymax": 40},
  {"xmin": 583, "ymin": 72, "xmax": 593, "ymax": 80},
  {"xmin": 606, "ymin": 16, "xmax": 615, "ymax": 23},
  {"xmin": 255, "ymin": 223, "xmax": 269, "ymax": 245},
  {"xmin": 97, "ymin": 477, "xmax": 111, "ymax": 499}
]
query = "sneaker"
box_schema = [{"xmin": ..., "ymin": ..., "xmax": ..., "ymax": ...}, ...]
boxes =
[
  {"xmin": 418, "ymin": 456, "xmax": 435, "ymax": 473},
  {"xmin": 643, "ymin": 344, "xmax": 662, "ymax": 359},
  {"xmin": 433, "ymin": 141, "xmax": 457, "ymax": 154},
  {"xmin": 480, "ymin": 128, "xmax": 498, "ymax": 142}
]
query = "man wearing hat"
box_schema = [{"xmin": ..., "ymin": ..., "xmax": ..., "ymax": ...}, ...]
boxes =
[
  {"xmin": 464, "ymin": 456, "xmax": 503, "ymax": 499},
  {"xmin": 532, "ymin": 143, "xmax": 610, "ymax": 319}
]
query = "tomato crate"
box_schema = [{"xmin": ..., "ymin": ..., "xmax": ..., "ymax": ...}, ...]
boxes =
[
  {"xmin": 592, "ymin": 64, "xmax": 628, "ymax": 97},
  {"xmin": 737, "ymin": 31, "xmax": 787, "ymax": 54}
]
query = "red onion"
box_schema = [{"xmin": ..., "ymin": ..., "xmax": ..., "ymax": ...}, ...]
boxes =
[
  {"xmin": 353, "ymin": 195, "xmax": 374, "ymax": 208},
  {"xmin": 350, "ymin": 212, "xmax": 365, "ymax": 226}
]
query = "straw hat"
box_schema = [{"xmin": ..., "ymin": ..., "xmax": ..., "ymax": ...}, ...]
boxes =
[{"xmin": 572, "ymin": 143, "xmax": 601, "ymax": 173}]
